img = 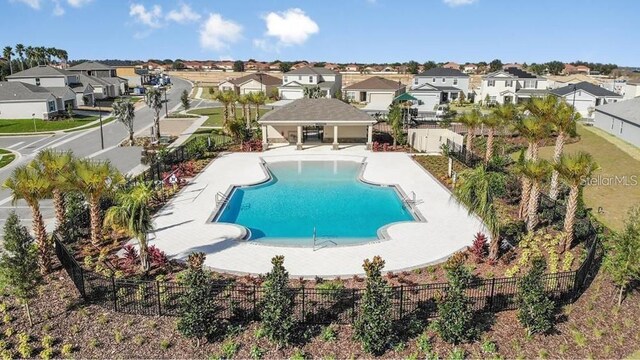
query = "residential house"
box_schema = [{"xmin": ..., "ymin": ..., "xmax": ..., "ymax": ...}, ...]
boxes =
[
  {"xmin": 183, "ymin": 61, "xmax": 203, "ymax": 70},
  {"xmin": 408, "ymin": 67, "xmax": 470, "ymax": 110},
  {"xmin": 343, "ymin": 64, "xmax": 360, "ymax": 73},
  {"xmin": 143, "ymin": 61, "xmax": 167, "ymax": 72},
  {"xmin": 478, "ymin": 67, "xmax": 548, "ymax": 105},
  {"xmin": 623, "ymin": 81, "xmax": 640, "ymax": 100},
  {"xmin": 442, "ymin": 62, "xmax": 460, "ymax": 70},
  {"xmin": 546, "ymin": 74, "xmax": 603, "ymax": 89},
  {"xmin": 115, "ymin": 66, "xmax": 150, "ymax": 87},
  {"xmin": 279, "ymin": 67, "xmax": 342, "ymax": 100},
  {"xmin": 245, "ymin": 61, "xmax": 269, "ymax": 72},
  {"xmin": 68, "ymin": 61, "xmax": 127, "ymax": 95},
  {"xmin": 0, "ymin": 81, "xmax": 67, "ymax": 119},
  {"xmin": 323, "ymin": 63, "xmax": 340, "ymax": 71},
  {"xmin": 291, "ymin": 61, "xmax": 310, "ymax": 70},
  {"xmin": 268, "ymin": 62, "xmax": 282, "ymax": 72},
  {"xmin": 218, "ymin": 73, "xmax": 281, "ymax": 95},
  {"xmin": 564, "ymin": 64, "xmax": 590, "ymax": 75},
  {"xmin": 463, "ymin": 63, "xmax": 478, "ymax": 74},
  {"xmin": 592, "ymin": 97, "xmax": 640, "ymax": 147},
  {"xmin": 502, "ymin": 63, "xmax": 524, "ymax": 70},
  {"xmin": 343, "ymin": 76, "xmax": 406, "ymax": 113},
  {"xmin": 216, "ymin": 61, "xmax": 235, "ymax": 71},
  {"xmin": 6, "ymin": 65, "xmax": 94, "ymax": 106},
  {"xmin": 550, "ymin": 81, "xmax": 622, "ymax": 118}
]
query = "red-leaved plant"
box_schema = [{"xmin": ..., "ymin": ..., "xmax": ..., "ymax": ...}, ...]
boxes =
[
  {"xmin": 121, "ymin": 244, "xmax": 139, "ymax": 271},
  {"xmin": 470, "ymin": 232, "xmax": 488, "ymax": 263},
  {"xmin": 149, "ymin": 245, "xmax": 169, "ymax": 268}
]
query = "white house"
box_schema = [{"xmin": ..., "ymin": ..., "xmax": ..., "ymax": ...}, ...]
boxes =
[
  {"xmin": 463, "ymin": 64, "xmax": 478, "ymax": 74},
  {"xmin": 408, "ymin": 68, "xmax": 470, "ymax": 111},
  {"xmin": 592, "ymin": 97, "xmax": 640, "ymax": 147},
  {"xmin": 258, "ymin": 98, "xmax": 376, "ymax": 150},
  {"xmin": 0, "ymin": 81, "xmax": 61, "ymax": 119},
  {"xmin": 479, "ymin": 68, "xmax": 549, "ymax": 105},
  {"xmin": 550, "ymin": 81, "xmax": 622, "ymax": 118},
  {"xmin": 218, "ymin": 73, "xmax": 281, "ymax": 95},
  {"xmin": 343, "ymin": 76, "xmax": 406, "ymax": 113},
  {"xmin": 68, "ymin": 61, "xmax": 127, "ymax": 96},
  {"xmin": 623, "ymin": 81, "xmax": 640, "ymax": 100},
  {"xmin": 279, "ymin": 67, "xmax": 342, "ymax": 100}
]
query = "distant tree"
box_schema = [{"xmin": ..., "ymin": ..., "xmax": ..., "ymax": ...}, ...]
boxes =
[
  {"xmin": 528, "ymin": 63, "xmax": 546, "ymax": 75},
  {"xmin": 162, "ymin": 59, "xmax": 174, "ymax": 64},
  {"xmin": 489, "ymin": 59, "xmax": 503, "ymax": 72},
  {"xmin": 66, "ymin": 103, "xmax": 74, "ymax": 120},
  {"xmin": 517, "ymin": 257, "xmax": 556, "ymax": 335},
  {"xmin": 233, "ymin": 60, "xmax": 245, "ymax": 72},
  {"xmin": 545, "ymin": 61, "xmax": 564, "ymax": 75},
  {"xmin": 177, "ymin": 252, "xmax": 222, "ymax": 346},
  {"xmin": 279, "ymin": 62, "xmax": 292, "ymax": 73},
  {"xmin": 303, "ymin": 86, "xmax": 325, "ymax": 99},
  {"xmin": 407, "ymin": 60, "xmax": 419, "ymax": 74},
  {"xmin": 180, "ymin": 89, "xmax": 191, "ymax": 111},
  {"xmin": 3, "ymin": 46, "xmax": 14, "ymax": 75},
  {"xmin": 423, "ymin": 60, "xmax": 437, "ymax": 71},
  {"xmin": 477, "ymin": 61, "xmax": 488, "ymax": 67},
  {"xmin": 605, "ymin": 205, "xmax": 640, "ymax": 306},
  {"xmin": 173, "ymin": 61, "xmax": 185, "ymax": 70},
  {"xmin": 354, "ymin": 256, "xmax": 393, "ymax": 355},
  {"xmin": 261, "ymin": 256, "xmax": 295, "ymax": 349},
  {"xmin": 314, "ymin": 61, "xmax": 326, "ymax": 68},
  {"xmin": 0, "ymin": 212, "xmax": 41, "ymax": 327}
]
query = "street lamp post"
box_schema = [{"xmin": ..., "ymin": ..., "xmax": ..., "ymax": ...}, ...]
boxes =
[
  {"xmin": 32, "ymin": 113, "xmax": 36, "ymax": 133},
  {"xmin": 164, "ymin": 87, "xmax": 168, "ymax": 117},
  {"xmin": 94, "ymin": 99, "xmax": 104, "ymax": 150}
]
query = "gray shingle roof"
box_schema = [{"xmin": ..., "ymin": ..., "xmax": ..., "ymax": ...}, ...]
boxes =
[
  {"xmin": 7, "ymin": 65, "xmax": 73, "ymax": 78},
  {"xmin": 551, "ymin": 81, "xmax": 621, "ymax": 98},
  {"xmin": 516, "ymin": 89, "xmax": 550, "ymax": 96},
  {"xmin": 68, "ymin": 61, "xmax": 113, "ymax": 71},
  {"xmin": 0, "ymin": 81, "xmax": 54, "ymax": 101},
  {"xmin": 595, "ymin": 97, "xmax": 640, "ymax": 126},
  {"xmin": 44, "ymin": 87, "xmax": 74, "ymax": 98},
  {"xmin": 417, "ymin": 67, "xmax": 468, "ymax": 77},
  {"xmin": 285, "ymin": 66, "xmax": 338, "ymax": 76},
  {"xmin": 344, "ymin": 76, "xmax": 404, "ymax": 91},
  {"xmin": 230, "ymin": 73, "xmax": 281, "ymax": 86},
  {"xmin": 78, "ymin": 74, "xmax": 109, "ymax": 87},
  {"xmin": 259, "ymin": 98, "xmax": 375, "ymax": 123}
]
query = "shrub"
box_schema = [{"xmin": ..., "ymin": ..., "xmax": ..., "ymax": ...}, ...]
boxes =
[
  {"xmin": 321, "ymin": 325, "xmax": 337, "ymax": 342},
  {"xmin": 148, "ymin": 245, "xmax": 169, "ymax": 267},
  {"xmin": 501, "ymin": 173, "xmax": 522, "ymax": 205},
  {"xmin": 447, "ymin": 347, "xmax": 466, "ymax": 360},
  {"xmin": 177, "ymin": 252, "xmax": 222, "ymax": 347},
  {"xmin": 60, "ymin": 344, "xmax": 74, "ymax": 358},
  {"xmin": 121, "ymin": 244, "xmax": 139, "ymax": 270},
  {"xmin": 435, "ymin": 253, "xmax": 476, "ymax": 344},
  {"xmin": 354, "ymin": 256, "xmax": 393, "ymax": 355},
  {"xmin": 17, "ymin": 332, "xmax": 32, "ymax": 358},
  {"xmin": 604, "ymin": 206, "xmax": 640, "ymax": 305},
  {"xmin": 185, "ymin": 137, "xmax": 210, "ymax": 159},
  {"xmin": 41, "ymin": 335, "xmax": 54, "ymax": 348},
  {"xmin": 249, "ymin": 345, "xmax": 264, "ymax": 359},
  {"xmin": 469, "ymin": 232, "xmax": 487, "ymax": 262},
  {"xmin": 220, "ymin": 340, "xmax": 239, "ymax": 358},
  {"xmin": 517, "ymin": 257, "xmax": 556, "ymax": 335},
  {"xmin": 39, "ymin": 348, "xmax": 53, "ymax": 360},
  {"xmin": 261, "ymin": 255, "xmax": 295, "ymax": 349},
  {"xmin": 316, "ymin": 280, "xmax": 346, "ymax": 301},
  {"xmin": 160, "ymin": 339, "xmax": 171, "ymax": 350}
]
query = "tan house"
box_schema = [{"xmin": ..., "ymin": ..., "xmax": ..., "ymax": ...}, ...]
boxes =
[
  {"xmin": 258, "ymin": 98, "xmax": 376, "ymax": 150},
  {"xmin": 442, "ymin": 62, "xmax": 461, "ymax": 70},
  {"xmin": 343, "ymin": 64, "xmax": 360, "ymax": 72},
  {"xmin": 343, "ymin": 76, "xmax": 406, "ymax": 112},
  {"xmin": 218, "ymin": 73, "xmax": 281, "ymax": 95}
]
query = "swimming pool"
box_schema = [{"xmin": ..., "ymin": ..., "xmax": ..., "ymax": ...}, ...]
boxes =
[{"xmin": 213, "ymin": 160, "xmax": 417, "ymax": 246}]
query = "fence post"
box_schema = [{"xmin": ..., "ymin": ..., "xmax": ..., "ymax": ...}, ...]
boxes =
[
  {"xmin": 111, "ymin": 276, "xmax": 118, "ymax": 311},
  {"xmin": 398, "ymin": 285, "xmax": 404, "ymax": 320},
  {"xmin": 253, "ymin": 284, "xmax": 258, "ymax": 321},
  {"xmin": 301, "ymin": 286, "xmax": 305, "ymax": 323},
  {"xmin": 351, "ymin": 288, "xmax": 357, "ymax": 324},
  {"xmin": 156, "ymin": 281, "xmax": 162, "ymax": 316},
  {"xmin": 488, "ymin": 278, "xmax": 496, "ymax": 312}
]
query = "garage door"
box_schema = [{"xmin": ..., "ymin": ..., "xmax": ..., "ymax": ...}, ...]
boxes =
[
  {"xmin": 280, "ymin": 90, "xmax": 303, "ymax": 100},
  {"xmin": 369, "ymin": 93, "xmax": 391, "ymax": 105}
]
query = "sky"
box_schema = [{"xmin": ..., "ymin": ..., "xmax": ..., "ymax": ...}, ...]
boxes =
[{"xmin": 1, "ymin": 0, "xmax": 639, "ymax": 66}]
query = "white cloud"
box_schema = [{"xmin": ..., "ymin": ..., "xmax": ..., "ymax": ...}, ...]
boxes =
[
  {"xmin": 443, "ymin": 0, "xmax": 478, "ymax": 7},
  {"xmin": 12, "ymin": 0, "xmax": 41, "ymax": 9},
  {"xmin": 167, "ymin": 4, "xmax": 201, "ymax": 23},
  {"xmin": 129, "ymin": 3, "xmax": 163, "ymax": 28},
  {"xmin": 52, "ymin": 0, "xmax": 64, "ymax": 15},
  {"xmin": 261, "ymin": 8, "xmax": 318, "ymax": 46},
  {"xmin": 66, "ymin": 0, "xmax": 91, "ymax": 7},
  {"xmin": 199, "ymin": 13, "xmax": 243, "ymax": 51}
]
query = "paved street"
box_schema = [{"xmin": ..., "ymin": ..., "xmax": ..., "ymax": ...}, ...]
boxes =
[{"xmin": 0, "ymin": 77, "xmax": 194, "ymax": 229}]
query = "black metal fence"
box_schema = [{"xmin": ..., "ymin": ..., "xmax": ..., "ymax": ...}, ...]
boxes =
[{"xmin": 54, "ymin": 233, "xmax": 600, "ymax": 325}]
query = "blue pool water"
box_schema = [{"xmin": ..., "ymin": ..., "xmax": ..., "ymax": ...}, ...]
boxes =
[{"xmin": 214, "ymin": 160, "xmax": 415, "ymax": 246}]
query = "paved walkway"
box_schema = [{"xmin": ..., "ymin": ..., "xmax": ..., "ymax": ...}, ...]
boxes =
[{"xmin": 149, "ymin": 145, "xmax": 487, "ymax": 277}]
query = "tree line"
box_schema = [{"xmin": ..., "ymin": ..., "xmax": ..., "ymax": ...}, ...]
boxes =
[{"xmin": 1, "ymin": 44, "xmax": 69, "ymax": 80}]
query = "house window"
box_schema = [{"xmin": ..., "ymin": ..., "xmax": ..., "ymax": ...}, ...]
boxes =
[
  {"xmin": 309, "ymin": 76, "xmax": 313, "ymax": 83},
  {"xmin": 298, "ymin": 76, "xmax": 302, "ymax": 81},
  {"xmin": 524, "ymin": 80, "xmax": 536, "ymax": 88},
  {"xmin": 432, "ymin": 78, "xmax": 436, "ymax": 82},
  {"xmin": 442, "ymin": 78, "xmax": 445, "ymax": 83},
  {"xmin": 284, "ymin": 76, "xmax": 288, "ymax": 83},
  {"xmin": 414, "ymin": 78, "xmax": 418, "ymax": 85},
  {"xmin": 489, "ymin": 96, "xmax": 497, "ymax": 102},
  {"xmin": 48, "ymin": 101, "xmax": 56, "ymax": 112},
  {"xmin": 620, "ymin": 121, "xmax": 623, "ymax": 134},
  {"xmin": 453, "ymin": 78, "xmax": 458, "ymax": 85},
  {"xmin": 36, "ymin": 78, "xmax": 41, "ymax": 86},
  {"xmin": 505, "ymin": 80, "xmax": 513, "ymax": 87},
  {"xmin": 488, "ymin": 80, "xmax": 495, "ymax": 87}
]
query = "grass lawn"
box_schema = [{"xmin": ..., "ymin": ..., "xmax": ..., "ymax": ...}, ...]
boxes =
[
  {"xmin": 0, "ymin": 149, "xmax": 16, "ymax": 168},
  {"xmin": 538, "ymin": 124, "xmax": 640, "ymax": 231},
  {"xmin": 0, "ymin": 115, "xmax": 99, "ymax": 134},
  {"xmin": 63, "ymin": 117, "xmax": 115, "ymax": 133},
  {"xmin": 188, "ymin": 107, "xmax": 270, "ymax": 127},
  {"xmin": 186, "ymin": 128, "xmax": 232, "ymax": 144}
]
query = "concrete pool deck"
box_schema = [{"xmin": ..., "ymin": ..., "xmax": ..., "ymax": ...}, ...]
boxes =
[{"xmin": 149, "ymin": 145, "xmax": 489, "ymax": 277}]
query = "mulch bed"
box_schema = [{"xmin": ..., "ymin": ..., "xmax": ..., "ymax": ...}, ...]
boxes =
[{"xmin": 1, "ymin": 263, "xmax": 638, "ymax": 359}]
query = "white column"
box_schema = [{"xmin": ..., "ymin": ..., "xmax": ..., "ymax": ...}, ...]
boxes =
[
  {"xmin": 366, "ymin": 125, "xmax": 373, "ymax": 150},
  {"xmin": 332, "ymin": 125, "xmax": 339, "ymax": 150},
  {"xmin": 261, "ymin": 125, "xmax": 268, "ymax": 150},
  {"xmin": 296, "ymin": 125, "xmax": 303, "ymax": 150}
]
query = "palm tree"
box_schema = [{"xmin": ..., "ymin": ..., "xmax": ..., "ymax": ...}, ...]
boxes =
[
  {"xmin": 215, "ymin": 90, "xmax": 236, "ymax": 128},
  {"xmin": 487, "ymin": 102, "xmax": 518, "ymax": 162},
  {"xmin": 250, "ymin": 91, "xmax": 267, "ymax": 122},
  {"xmin": 146, "ymin": 88, "xmax": 164, "ymax": 141},
  {"xmin": 514, "ymin": 116, "xmax": 552, "ymax": 219},
  {"xmin": 549, "ymin": 101, "xmax": 579, "ymax": 199},
  {"xmin": 237, "ymin": 94, "xmax": 251, "ymax": 129},
  {"xmin": 73, "ymin": 159, "xmax": 124, "ymax": 245},
  {"xmin": 454, "ymin": 165, "xmax": 502, "ymax": 260},
  {"xmin": 25, "ymin": 46, "xmax": 34, "ymax": 68},
  {"xmin": 113, "ymin": 99, "xmax": 136, "ymax": 146},
  {"xmin": 388, "ymin": 103, "xmax": 404, "ymax": 149},
  {"xmin": 2, "ymin": 46, "xmax": 14, "ymax": 75},
  {"xmin": 15, "ymin": 44, "xmax": 25, "ymax": 71},
  {"xmin": 554, "ymin": 152, "xmax": 600, "ymax": 252},
  {"xmin": 521, "ymin": 159, "xmax": 552, "ymax": 232},
  {"xmin": 458, "ymin": 109, "xmax": 483, "ymax": 162},
  {"xmin": 104, "ymin": 182, "xmax": 155, "ymax": 271},
  {"xmin": 32, "ymin": 149, "xmax": 74, "ymax": 234},
  {"xmin": 3, "ymin": 165, "xmax": 52, "ymax": 274}
]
